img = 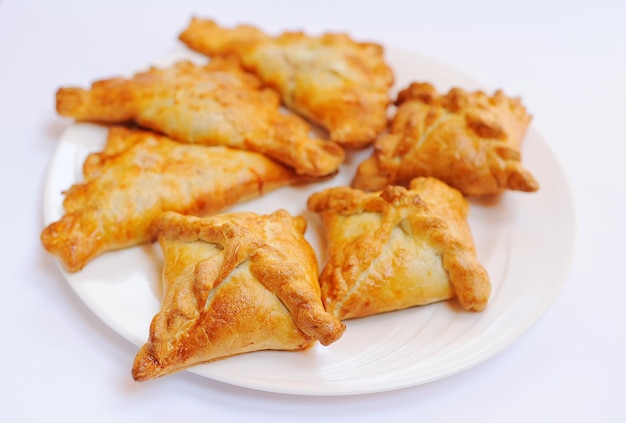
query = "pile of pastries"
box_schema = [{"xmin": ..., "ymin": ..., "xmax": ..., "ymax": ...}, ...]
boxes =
[{"xmin": 41, "ymin": 18, "xmax": 539, "ymax": 382}]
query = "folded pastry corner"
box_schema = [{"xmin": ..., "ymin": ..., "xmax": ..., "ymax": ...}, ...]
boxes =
[
  {"xmin": 55, "ymin": 58, "xmax": 344, "ymax": 177},
  {"xmin": 179, "ymin": 18, "xmax": 394, "ymax": 149},
  {"xmin": 132, "ymin": 210, "xmax": 345, "ymax": 381},
  {"xmin": 41, "ymin": 126, "xmax": 305, "ymax": 272},
  {"xmin": 352, "ymin": 81, "xmax": 539, "ymax": 196},
  {"xmin": 307, "ymin": 177, "xmax": 491, "ymax": 320}
]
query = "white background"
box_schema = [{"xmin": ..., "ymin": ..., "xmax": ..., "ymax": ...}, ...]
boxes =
[{"xmin": 1, "ymin": 0, "xmax": 624, "ymax": 421}]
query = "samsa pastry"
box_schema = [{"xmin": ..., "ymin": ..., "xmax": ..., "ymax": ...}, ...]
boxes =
[
  {"xmin": 307, "ymin": 177, "xmax": 491, "ymax": 320},
  {"xmin": 179, "ymin": 18, "xmax": 394, "ymax": 149},
  {"xmin": 41, "ymin": 126, "xmax": 305, "ymax": 272},
  {"xmin": 132, "ymin": 210, "xmax": 346, "ymax": 381},
  {"xmin": 352, "ymin": 82, "xmax": 539, "ymax": 196},
  {"xmin": 55, "ymin": 58, "xmax": 344, "ymax": 177}
]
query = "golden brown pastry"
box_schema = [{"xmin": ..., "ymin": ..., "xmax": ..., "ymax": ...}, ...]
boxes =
[
  {"xmin": 41, "ymin": 126, "xmax": 305, "ymax": 272},
  {"xmin": 307, "ymin": 177, "xmax": 491, "ymax": 320},
  {"xmin": 179, "ymin": 18, "xmax": 394, "ymax": 149},
  {"xmin": 352, "ymin": 82, "xmax": 539, "ymax": 196},
  {"xmin": 132, "ymin": 209, "xmax": 346, "ymax": 381},
  {"xmin": 55, "ymin": 58, "xmax": 344, "ymax": 177}
]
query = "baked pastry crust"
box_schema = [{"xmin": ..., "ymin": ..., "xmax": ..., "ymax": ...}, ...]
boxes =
[
  {"xmin": 56, "ymin": 58, "xmax": 344, "ymax": 177},
  {"xmin": 307, "ymin": 177, "xmax": 491, "ymax": 320},
  {"xmin": 41, "ymin": 126, "xmax": 304, "ymax": 272},
  {"xmin": 132, "ymin": 209, "xmax": 346, "ymax": 381},
  {"xmin": 179, "ymin": 18, "xmax": 394, "ymax": 149},
  {"xmin": 352, "ymin": 82, "xmax": 539, "ymax": 196}
]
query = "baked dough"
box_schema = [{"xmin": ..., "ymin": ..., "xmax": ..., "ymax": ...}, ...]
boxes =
[
  {"xmin": 352, "ymin": 82, "xmax": 539, "ymax": 196},
  {"xmin": 55, "ymin": 58, "xmax": 344, "ymax": 177},
  {"xmin": 132, "ymin": 209, "xmax": 346, "ymax": 381},
  {"xmin": 179, "ymin": 18, "xmax": 394, "ymax": 149},
  {"xmin": 307, "ymin": 177, "xmax": 491, "ymax": 320},
  {"xmin": 41, "ymin": 126, "xmax": 305, "ymax": 272}
]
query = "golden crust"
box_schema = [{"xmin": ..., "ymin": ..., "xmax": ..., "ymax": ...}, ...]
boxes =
[
  {"xmin": 40, "ymin": 126, "xmax": 304, "ymax": 272},
  {"xmin": 179, "ymin": 18, "xmax": 394, "ymax": 148},
  {"xmin": 132, "ymin": 209, "xmax": 346, "ymax": 381},
  {"xmin": 352, "ymin": 82, "xmax": 539, "ymax": 196},
  {"xmin": 307, "ymin": 177, "xmax": 491, "ymax": 319},
  {"xmin": 56, "ymin": 58, "xmax": 344, "ymax": 177}
]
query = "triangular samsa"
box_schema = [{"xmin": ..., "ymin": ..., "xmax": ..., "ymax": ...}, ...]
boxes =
[
  {"xmin": 352, "ymin": 82, "xmax": 539, "ymax": 196},
  {"xmin": 55, "ymin": 58, "xmax": 344, "ymax": 177},
  {"xmin": 308, "ymin": 177, "xmax": 491, "ymax": 320},
  {"xmin": 132, "ymin": 210, "xmax": 345, "ymax": 381},
  {"xmin": 41, "ymin": 126, "xmax": 305, "ymax": 272},
  {"xmin": 179, "ymin": 18, "xmax": 394, "ymax": 149}
]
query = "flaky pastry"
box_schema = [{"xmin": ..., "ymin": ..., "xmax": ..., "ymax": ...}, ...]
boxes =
[
  {"xmin": 132, "ymin": 210, "xmax": 346, "ymax": 381},
  {"xmin": 56, "ymin": 58, "xmax": 344, "ymax": 177},
  {"xmin": 179, "ymin": 18, "xmax": 394, "ymax": 148},
  {"xmin": 308, "ymin": 177, "xmax": 491, "ymax": 320},
  {"xmin": 352, "ymin": 82, "xmax": 539, "ymax": 196},
  {"xmin": 41, "ymin": 126, "xmax": 305, "ymax": 272}
]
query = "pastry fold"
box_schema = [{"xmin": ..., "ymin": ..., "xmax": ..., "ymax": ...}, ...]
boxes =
[
  {"xmin": 132, "ymin": 210, "xmax": 346, "ymax": 381},
  {"xmin": 41, "ymin": 126, "xmax": 304, "ymax": 272},
  {"xmin": 179, "ymin": 18, "xmax": 394, "ymax": 148},
  {"xmin": 308, "ymin": 177, "xmax": 491, "ymax": 320},
  {"xmin": 352, "ymin": 82, "xmax": 539, "ymax": 196},
  {"xmin": 56, "ymin": 58, "xmax": 344, "ymax": 177}
]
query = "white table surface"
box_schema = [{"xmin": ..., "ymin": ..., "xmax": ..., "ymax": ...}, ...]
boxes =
[{"xmin": 1, "ymin": 0, "xmax": 624, "ymax": 421}]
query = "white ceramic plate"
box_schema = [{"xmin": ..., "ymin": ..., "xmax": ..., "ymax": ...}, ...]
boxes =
[{"xmin": 43, "ymin": 48, "xmax": 575, "ymax": 395}]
